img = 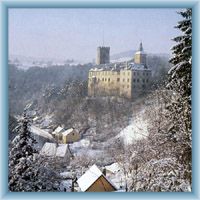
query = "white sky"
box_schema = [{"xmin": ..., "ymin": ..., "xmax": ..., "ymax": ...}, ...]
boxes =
[{"xmin": 9, "ymin": 8, "xmax": 182, "ymax": 62}]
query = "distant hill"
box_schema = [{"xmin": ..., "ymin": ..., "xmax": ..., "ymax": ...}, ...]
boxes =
[
  {"xmin": 110, "ymin": 50, "xmax": 170, "ymax": 62},
  {"xmin": 110, "ymin": 50, "xmax": 136, "ymax": 60}
]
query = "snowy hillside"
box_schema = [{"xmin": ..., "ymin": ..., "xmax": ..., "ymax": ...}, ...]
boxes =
[{"xmin": 116, "ymin": 109, "xmax": 148, "ymax": 145}]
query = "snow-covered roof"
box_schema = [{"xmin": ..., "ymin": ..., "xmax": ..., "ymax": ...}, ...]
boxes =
[
  {"xmin": 40, "ymin": 142, "xmax": 69, "ymax": 158},
  {"xmin": 77, "ymin": 164, "xmax": 102, "ymax": 191},
  {"xmin": 30, "ymin": 125, "xmax": 54, "ymax": 140},
  {"xmin": 77, "ymin": 164, "xmax": 117, "ymax": 192},
  {"xmin": 56, "ymin": 144, "xmax": 68, "ymax": 157},
  {"xmin": 52, "ymin": 126, "xmax": 64, "ymax": 135},
  {"xmin": 105, "ymin": 163, "xmax": 121, "ymax": 174},
  {"xmin": 40, "ymin": 142, "xmax": 57, "ymax": 157},
  {"xmin": 62, "ymin": 128, "xmax": 76, "ymax": 136},
  {"xmin": 89, "ymin": 61, "xmax": 150, "ymax": 72},
  {"xmin": 128, "ymin": 63, "xmax": 150, "ymax": 70}
]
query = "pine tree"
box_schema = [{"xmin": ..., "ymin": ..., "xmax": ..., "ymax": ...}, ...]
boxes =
[
  {"xmin": 8, "ymin": 112, "xmax": 61, "ymax": 191},
  {"xmin": 9, "ymin": 112, "xmax": 38, "ymax": 191},
  {"xmin": 167, "ymin": 8, "xmax": 192, "ymax": 183},
  {"xmin": 168, "ymin": 8, "xmax": 192, "ymax": 100}
]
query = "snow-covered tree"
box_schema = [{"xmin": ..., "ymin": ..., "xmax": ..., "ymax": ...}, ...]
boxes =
[
  {"xmin": 8, "ymin": 112, "xmax": 62, "ymax": 191},
  {"xmin": 167, "ymin": 8, "xmax": 192, "ymax": 181},
  {"xmin": 9, "ymin": 112, "xmax": 37, "ymax": 191},
  {"xmin": 169, "ymin": 8, "xmax": 192, "ymax": 99}
]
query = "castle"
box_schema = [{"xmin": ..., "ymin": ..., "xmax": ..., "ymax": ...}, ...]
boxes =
[{"xmin": 88, "ymin": 42, "xmax": 152, "ymax": 99}]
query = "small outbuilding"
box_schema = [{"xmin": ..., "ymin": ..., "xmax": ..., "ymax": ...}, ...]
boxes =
[
  {"xmin": 105, "ymin": 162, "xmax": 121, "ymax": 174},
  {"xmin": 52, "ymin": 126, "xmax": 64, "ymax": 142},
  {"xmin": 77, "ymin": 164, "xmax": 117, "ymax": 192},
  {"xmin": 40, "ymin": 142, "xmax": 57, "ymax": 157},
  {"xmin": 62, "ymin": 128, "xmax": 80, "ymax": 144},
  {"xmin": 40, "ymin": 142, "xmax": 70, "ymax": 163}
]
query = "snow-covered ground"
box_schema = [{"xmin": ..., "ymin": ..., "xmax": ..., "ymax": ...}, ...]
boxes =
[
  {"xmin": 70, "ymin": 139, "xmax": 90, "ymax": 150},
  {"xmin": 116, "ymin": 109, "xmax": 149, "ymax": 145}
]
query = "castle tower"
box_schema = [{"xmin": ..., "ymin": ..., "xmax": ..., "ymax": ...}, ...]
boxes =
[
  {"xmin": 96, "ymin": 46, "xmax": 110, "ymax": 65},
  {"xmin": 134, "ymin": 42, "xmax": 147, "ymax": 66}
]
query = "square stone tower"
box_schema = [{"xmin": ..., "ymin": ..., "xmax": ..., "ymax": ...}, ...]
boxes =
[{"xmin": 96, "ymin": 47, "xmax": 110, "ymax": 65}]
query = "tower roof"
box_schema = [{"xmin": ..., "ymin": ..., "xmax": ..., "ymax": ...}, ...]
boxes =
[
  {"xmin": 139, "ymin": 42, "xmax": 144, "ymax": 51},
  {"xmin": 135, "ymin": 42, "xmax": 145, "ymax": 55}
]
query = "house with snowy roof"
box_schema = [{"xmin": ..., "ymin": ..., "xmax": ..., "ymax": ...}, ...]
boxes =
[
  {"xmin": 105, "ymin": 162, "xmax": 121, "ymax": 174},
  {"xmin": 62, "ymin": 128, "xmax": 80, "ymax": 144},
  {"xmin": 30, "ymin": 125, "xmax": 56, "ymax": 150},
  {"xmin": 77, "ymin": 164, "xmax": 117, "ymax": 192},
  {"xmin": 40, "ymin": 142, "xmax": 70, "ymax": 162},
  {"xmin": 52, "ymin": 126, "xmax": 64, "ymax": 142}
]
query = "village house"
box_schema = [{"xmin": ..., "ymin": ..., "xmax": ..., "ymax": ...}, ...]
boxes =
[
  {"xmin": 40, "ymin": 142, "xmax": 70, "ymax": 163},
  {"xmin": 52, "ymin": 126, "xmax": 64, "ymax": 142},
  {"xmin": 105, "ymin": 162, "xmax": 121, "ymax": 175},
  {"xmin": 62, "ymin": 128, "xmax": 80, "ymax": 144},
  {"xmin": 30, "ymin": 125, "xmax": 56, "ymax": 150},
  {"xmin": 77, "ymin": 164, "xmax": 117, "ymax": 192}
]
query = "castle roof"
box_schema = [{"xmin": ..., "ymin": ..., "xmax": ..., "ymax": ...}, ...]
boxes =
[
  {"xmin": 89, "ymin": 62, "xmax": 150, "ymax": 72},
  {"xmin": 128, "ymin": 63, "xmax": 150, "ymax": 70}
]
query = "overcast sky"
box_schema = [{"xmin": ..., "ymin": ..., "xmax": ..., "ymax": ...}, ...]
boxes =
[{"xmin": 9, "ymin": 8, "xmax": 182, "ymax": 62}]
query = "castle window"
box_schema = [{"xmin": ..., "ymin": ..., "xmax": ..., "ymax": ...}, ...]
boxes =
[
  {"xmin": 146, "ymin": 79, "xmax": 149, "ymax": 83},
  {"xmin": 123, "ymin": 79, "xmax": 125, "ymax": 82},
  {"xmin": 108, "ymin": 78, "xmax": 110, "ymax": 82},
  {"xmin": 105, "ymin": 78, "xmax": 107, "ymax": 81},
  {"xmin": 127, "ymin": 79, "xmax": 129, "ymax": 82},
  {"xmin": 137, "ymin": 79, "xmax": 139, "ymax": 82},
  {"xmin": 102, "ymin": 78, "xmax": 104, "ymax": 81},
  {"xmin": 143, "ymin": 79, "xmax": 145, "ymax": 83},
  {"xmin": 117, "ymin": 78, "xmax": 120, "ymax": 82}
]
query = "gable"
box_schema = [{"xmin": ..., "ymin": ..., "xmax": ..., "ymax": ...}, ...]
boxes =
[{"xmin": 86, "ymin": 175, "xmax": 117, "ymax": 192}]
